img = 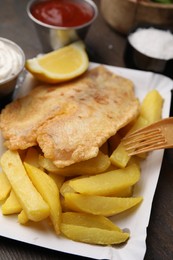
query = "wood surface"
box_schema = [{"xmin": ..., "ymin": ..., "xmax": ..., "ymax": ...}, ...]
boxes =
[{"xmin": 101, "ymin": 0, "xmax": 173, "ymax": 34}]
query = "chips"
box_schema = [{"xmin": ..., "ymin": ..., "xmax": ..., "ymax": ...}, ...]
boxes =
[
  {"xmin": 60, "ymin": 224, "xmax": 129, "ymax": 245},
  {"xmin": 2, "ymin": 190, "xmax": 22, "ymax": 215},
  {"xmin": 63, "ymin": 193, "xmax": 143, "ymax": 216},
  {"xmin": 0, "ymin": 171, "xmax": 11, "ymax": 201},
  {"xmin": 64, "ymin": 163, "xmax": 140, "ymax": 196},
  {"xmin": 24, "ymin": 163, "xmax": 62, "ymax": 234},
  {"xmin": 0, "ymin": 150, "xmax": 50, "ymax": 222},
  {"xmin": 0, "ymin": 89, "xmax": 164, "ymax": 246}
]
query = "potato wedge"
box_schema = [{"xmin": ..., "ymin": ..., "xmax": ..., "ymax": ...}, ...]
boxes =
[
  {"xmin": 39, "ymin": 151, "xmax": 111, "ymax": 176},
  {"xmin": 60, "ymin": 179, "xmax": 133, "ymax": 198},
  {"xmin": 62, "ymin": 212, "xmax": 122, "ymax": 232},
  {"xmin": 110, "ymin": 90, "xmax": 163, "ymax": 168},
  {"xmin": 140, "ymin": 89, "xmax": 163, "ymax": 124},
  {"xmin": 18, "ymin": 210, "xmax": 29, "ymax": 224},
  {"xmin": 60, "ymin": 224, "xmax": 129, "ymax": 245},
  {"xmin": 0, "ymin": 150, "xmax": 50, "ymax": 222},
  {"xmin": 68, "ymin": 164, "xmax": 140, "ymax": 196},
  {"xmin": 109, "ymin": 186, "xmax": 133, "ymax": 197},
  {"xmin": 110, "ymin": 116, "xmax": 148, "ymax": 168},
  {"xmin": 110, "ymin": 142, "xmax": 130, "ymax": 169},
  {"xmin": 127, "ymin": 156, "xmax": 141, "ymax": 167},
  {"xmin": 63, "ymin": 193, "xmax": 143, "ymax": 216},
  {"xmin": 48, "ymin": 172, "xmax": 65, "ymax": 190},
  {"xmin": 38, "ymin": 155, "xmax": 58, "ymax": 172},
  {"xmin": 24, "ymin": 163, "xmax": 61, "ymax": 234},
  {"xmin": 0, "ymin": 171, "xmax": 11, "ymax": 201},
  {"xmin": 60, "ymin": 180, "xmax": 75, "ymax": 197},
  {"xmin": 2, "ymin": 190, "xmax": 22, "ymax": 215}
]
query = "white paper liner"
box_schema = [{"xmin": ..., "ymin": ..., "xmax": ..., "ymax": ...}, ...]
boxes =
[{"xmin": 0, "ymin": 62, "xmax": 172, "ymax": 260}]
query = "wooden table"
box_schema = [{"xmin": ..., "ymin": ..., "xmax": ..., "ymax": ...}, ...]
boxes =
[{"xmin": 1, "ymin": 1, "xmax": 173, "ymax": 259}]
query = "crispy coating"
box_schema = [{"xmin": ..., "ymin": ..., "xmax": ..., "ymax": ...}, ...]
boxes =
[{"xmin": 0, "ymin": 66, "xmax": 140, "ymax": 167}]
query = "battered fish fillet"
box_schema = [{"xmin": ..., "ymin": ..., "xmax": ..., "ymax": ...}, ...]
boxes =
[{"xmin": 0, "ymin": 66, "xmax": 140, "ymax": 167}]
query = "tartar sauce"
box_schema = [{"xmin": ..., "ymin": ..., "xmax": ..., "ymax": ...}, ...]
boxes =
[{"xmin": 0, "ymin": 39, "xmax": 24, "ymax": 83}]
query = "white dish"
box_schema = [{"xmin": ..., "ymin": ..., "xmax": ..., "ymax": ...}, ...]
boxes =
[{"xmin": 0, "ymin": 62, "xmax": 172, "ymax": 260}]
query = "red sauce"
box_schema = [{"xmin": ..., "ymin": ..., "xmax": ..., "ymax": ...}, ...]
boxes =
[{"xmin": 30, "ymin": 0, "xmax": 95, "ymax": 27}]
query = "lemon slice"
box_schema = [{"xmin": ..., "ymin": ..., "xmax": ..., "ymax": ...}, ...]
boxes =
[{"xmin": 25, "ymin": 41, "xmax": 89, "ymax": 83}]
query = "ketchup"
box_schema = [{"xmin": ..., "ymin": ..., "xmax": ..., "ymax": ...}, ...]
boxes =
[{"xmin": 30, "ymin": 0, "xmax": 95, "ymax": 27}]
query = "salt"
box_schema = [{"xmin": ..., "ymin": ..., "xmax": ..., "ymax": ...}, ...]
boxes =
[{"xmin": 128, "ymin": 27, "xmax": 173, "ymax": 60}]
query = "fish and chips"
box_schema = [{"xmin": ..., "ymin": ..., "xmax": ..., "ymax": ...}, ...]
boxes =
[{"xmin": 0, "ymin": 65, "xmax": 163, "ymax": 245}]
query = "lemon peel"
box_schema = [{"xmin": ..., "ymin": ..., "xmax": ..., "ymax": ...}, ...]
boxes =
[{"xmin": 25, "ymin": 41, "xmax": 89, "ymax": 83}]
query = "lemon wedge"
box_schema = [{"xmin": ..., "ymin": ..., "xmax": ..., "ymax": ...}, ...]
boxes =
[{"xmin": 25, "ymin": 41, "xmax": 89, "ymax": 83}]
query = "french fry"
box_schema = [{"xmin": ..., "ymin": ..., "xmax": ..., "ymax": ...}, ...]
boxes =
[
  {"xmin": 68, "ymin": 163, "xmax": 140, "ymax": 196},
  {"xmin": 60, "ymin": 224, "xmax": 129, "ymax": 245},
  {"xmin": 39, "ymin": 151, "xmax": 111, "ymax": 176},
  {"xmin": 0, "ymin": 171, "xmax": 11, "ymax": 201},
  {"xmin": 0, "ymin": 89, "xmax": 164, "ymax": 246},
  {"xmin": 38, "ymin": 155, "xmax": 58, "ymax": 172},
  {"xmin": 18, "ymin": 210, "xmax": 29, "ymax": 224},
  {"xmin": 48, "ymin": 172, "xmax": 65, "ymax": 190},
  {"xmin": 60, "ymin": 180, "xmax": 133, "ymax": 198},
  {"xmin": 110, "ymin": 116, "xmax": 148, "ymax": 168},
  {"xmin": 63, "ymin": 193, "xmax": 143, "ymax": 216},
  {"xmin": 24, "ymin": 163, "xmax": 62, "ymax": 234},
  {"xmin": 110, "ymin": 90, "xmax": 163, "ymax": 167},
  {"xmin": 60, "ymin": 180, "xmax": 75, "ymax": 197},
  {"xmin": 62, "ymin": 212, "xmax": 122, "ymax": 232},
  {"xmin": 109, "ymin": 186, "xmax": 133, "ymax": 197},
  {"xmin": 0, "ymin": 150, "xmax": 50, "ymax": 222},
  {"xmin": 110, "ymin": 142, "xmax": 130, "ymax": 169},
  {"xmin": 140, "ymin": 89, "xmax": 163, "ymax": 124},
  {"xmin": 1, "ymin": 190, "xmax": 22, "ymax": 215},
  {"xmin": 127, "ymin": 156, "xmax": 141, "ymax": 168}
]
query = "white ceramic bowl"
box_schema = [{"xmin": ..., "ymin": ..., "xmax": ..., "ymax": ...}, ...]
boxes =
[{"xmin": 0, "ymin": 37, "xmax": 25, "ymax": 102}]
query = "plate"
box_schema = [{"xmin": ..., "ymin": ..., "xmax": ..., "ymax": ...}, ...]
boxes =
[{"xmin": 0, "ymin": 62, "xmax": 172, "ymax": 260}]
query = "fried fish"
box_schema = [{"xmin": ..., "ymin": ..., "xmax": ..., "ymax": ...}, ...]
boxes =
[{"xmin": 0, "ymin": 66, "xmax": 140, "ymax": 167}]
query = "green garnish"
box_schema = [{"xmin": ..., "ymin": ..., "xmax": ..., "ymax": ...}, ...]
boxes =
[{"xmin": 151, "ymin": 0, "xmax": 173, "ymax": 3}]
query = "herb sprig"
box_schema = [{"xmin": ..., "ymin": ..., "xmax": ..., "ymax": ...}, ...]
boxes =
[{"xmin": 151, "ymin": 0, "xmax": 173, "ymax": 3}]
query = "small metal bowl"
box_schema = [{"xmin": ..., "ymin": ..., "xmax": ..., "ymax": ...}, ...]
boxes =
[
  {"xmin": 27, "ymin": 0, "xmax": 98, "ymax": 52},
  {"xmin": 124, "ymin": 24, "xmax": 173, "ymax": 79},
  {"xmin": 0, "ymin": 37, "xmax": 25, "ymax": 108}
]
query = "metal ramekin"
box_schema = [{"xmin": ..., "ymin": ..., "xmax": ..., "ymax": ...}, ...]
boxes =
[{"xmin": 27, "ymin": 0, "xmax": 98, "ymax": 52}]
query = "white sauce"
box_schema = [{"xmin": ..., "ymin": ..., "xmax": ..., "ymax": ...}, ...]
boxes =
[
  {"xmin": 128, "ymin": 27, "xmax": 173, "ymax": 60},
  {"xmin": 0, "ymin": 39, "xmax": 24, "ymax": 83}
]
